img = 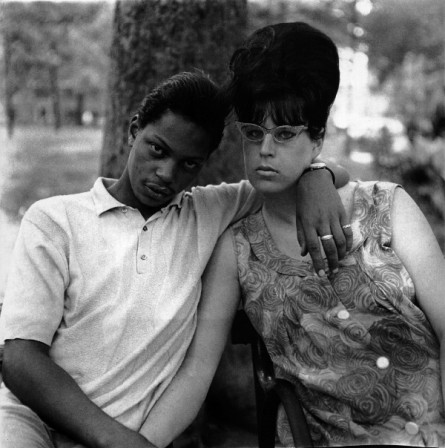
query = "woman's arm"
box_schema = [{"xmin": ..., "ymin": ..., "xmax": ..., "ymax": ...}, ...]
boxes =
[
  {"xmin": 391, "ymin": 187, "xmax": 445, "ymax": 406},
  {"xmin": 140, "ymin": 230, "xmax": 241, "ymax": 447}
]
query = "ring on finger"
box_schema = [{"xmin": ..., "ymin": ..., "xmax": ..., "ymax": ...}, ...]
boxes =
[
  {"xmin": 320, "ymin": 234, "xmax": 334, "ymax": 241},
  {"xmin": 342, "ymin": 224, "xmax": 352, "ymax": 230}
]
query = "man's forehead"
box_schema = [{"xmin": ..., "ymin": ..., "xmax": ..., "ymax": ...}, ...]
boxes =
[{"xmin": 142, "ymin": 112, "xmax": 213, "ymax": 158}]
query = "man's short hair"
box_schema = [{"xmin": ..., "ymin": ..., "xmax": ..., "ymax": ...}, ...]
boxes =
[{"xmin": 136, "ymin": 71, "xmax": 228, "ymax": 153}]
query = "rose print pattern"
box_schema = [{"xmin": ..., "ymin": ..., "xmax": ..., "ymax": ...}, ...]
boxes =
[{"xmin": 232, "ymin": 181, "xmax": 445, "ymax": 446}]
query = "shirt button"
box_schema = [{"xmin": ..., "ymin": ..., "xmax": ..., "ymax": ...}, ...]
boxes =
[
  {"xmin": 143, "ymin": 226, "xmax": 147, "ymax": 231},
  {"xmin": 121, "ymin": 207, "xmax": 127, "ymax": 213},
  {"xmin": 405, "ymin": 421, "xmax": 419, "ymax": 435},
  {"xmin": 140, "ymin": 255, "xmax": 147, "ymax": 260},
  {"xmin": 376, "ymin": 356, "xmax": 390, "ymax": 369},
  {"xmin": 337, "ymin": 310, "xmax": 350, "ymax": 320}
]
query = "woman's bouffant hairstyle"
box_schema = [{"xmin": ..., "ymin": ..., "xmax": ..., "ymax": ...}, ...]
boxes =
[
  {"xmin": 136, "ymin": 71, "xmax": 228, "ymax": 153},
  {"xmin": 226, "ymin": 22, "xmax": 340, "ymax": 141}
]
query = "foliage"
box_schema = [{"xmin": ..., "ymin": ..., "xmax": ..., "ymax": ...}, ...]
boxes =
[
  {"xmin": 247, "ymin": 0, "xmax": 353, "ymax": 46},
  {"xmin": 1, "ymin": 2, "xmax": 113, "ymax": 129},
  {"xmin": 362, "ymin": 0, "xmax": 444, "ymax": 85}
]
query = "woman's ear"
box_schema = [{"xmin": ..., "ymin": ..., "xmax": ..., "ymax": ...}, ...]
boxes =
[
  {"xmin": 312, "ymin": 137, "xmax": 324, "ymax": 160},
  {"xmin": 128, "ymin": 115, "xmax": 139, "ymax": 145}
]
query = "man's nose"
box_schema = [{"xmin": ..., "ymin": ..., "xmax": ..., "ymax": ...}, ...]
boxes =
[
  {"xmin": 259, "ymin": 133, "xmax": 276, "ymax": 157},
  {"xmin": 156, "ymin": 160, "xmax": 176, "ymax": 184}
]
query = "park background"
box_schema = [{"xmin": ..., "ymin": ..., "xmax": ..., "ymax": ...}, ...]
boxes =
[{"xmin": 1, "ymin": 0, "xmax": 445, "ymax": 446}]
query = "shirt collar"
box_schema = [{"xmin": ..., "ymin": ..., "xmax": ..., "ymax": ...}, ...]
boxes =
[{"xmin": 91, "ymin": 177, "xmax": 185, "ymax": 216}]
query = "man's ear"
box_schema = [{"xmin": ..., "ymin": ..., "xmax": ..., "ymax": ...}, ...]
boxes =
[{"xmin": 128, "ymin": 115, "xmax": 139, "ymax": 146}]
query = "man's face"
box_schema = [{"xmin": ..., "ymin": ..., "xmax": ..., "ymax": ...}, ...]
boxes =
[{"xmin": 127, "ymin": 111, "xmax": 213, "ymax": 209}]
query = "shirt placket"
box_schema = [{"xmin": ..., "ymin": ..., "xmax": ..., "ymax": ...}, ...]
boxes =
[{"xmin": 137, "ymin": 212, "xmax": 163, "ymax": 274}]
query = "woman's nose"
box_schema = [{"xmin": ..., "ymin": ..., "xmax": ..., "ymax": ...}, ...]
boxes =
[{"xmin": 259, "ymin": 134, "xmax": 276, "ymax": 157}]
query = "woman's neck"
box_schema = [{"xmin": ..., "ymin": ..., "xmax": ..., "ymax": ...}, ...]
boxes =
[
  {"xmin": 261, "ymin": 190, "xmax": 306, "ymax": 260},
  {"xmin": 262, "ymin": 193, "xmax": 296, "ymax": 227}
]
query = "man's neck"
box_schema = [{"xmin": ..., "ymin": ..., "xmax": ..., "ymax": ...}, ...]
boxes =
[{"xmin": 106, "ymin": 176, "xmax": 163, "ymax": 221}]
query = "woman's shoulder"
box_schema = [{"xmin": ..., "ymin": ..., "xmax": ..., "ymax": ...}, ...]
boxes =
[
  {"xmin": 338, "ymin": 181, "xmax": 402, "ymax": 241},
  {"xmin": 339, "ymin": 180, "xmax": 399, "ymax": 197},
  {"xmin": 339, "ymin": 180, "xmax": 401, "ymax": 209}
]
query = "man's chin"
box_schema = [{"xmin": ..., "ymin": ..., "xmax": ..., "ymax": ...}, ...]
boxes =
[
  {"xmin": 140, "ymin": 194, "xmax": 172, "ymax": 209},
  {"xmin": 140, "ymin": 186, "xmax": 173, "ymax": 206}
]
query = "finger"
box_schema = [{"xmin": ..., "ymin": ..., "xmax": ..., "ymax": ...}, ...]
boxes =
[
  {"xmin": 304, "ymin": 228, "xmax": 326, "ymax": 277},
  {"xmin": 296, "ymin": 223, "xmax": 307, "ymax": 256},
  {"xmin": 340, "ymin": 214, "xmax": 353, "ymax": 253},
  {"xmin": 331, "ymin": 221, "xmax": 347, "ymax": 260},
  {"xmin": 320, "ymin": 232, "xmax": 339, "ymax": 274},
  {"xmin": 342, "ymin": 225, "xmax": 353, "ymax": 252}
]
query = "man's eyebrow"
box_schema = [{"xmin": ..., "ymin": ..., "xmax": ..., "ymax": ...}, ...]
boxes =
[
  {"xmin": 188, "ymin": 156, "xmax": 207, "ymax": 163},
  {"xmin": 144, "ymin": 134, "xmax": 171, "ymax": 151}
]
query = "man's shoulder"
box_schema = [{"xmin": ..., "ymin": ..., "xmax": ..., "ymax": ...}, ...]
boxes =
[
  {"xmin": 187, "ymin": 180, "xmax": 254, "ymax": 202},
  {"xmin": 24, "ymin": 189, "xmax": 94, "ymax": 227}
]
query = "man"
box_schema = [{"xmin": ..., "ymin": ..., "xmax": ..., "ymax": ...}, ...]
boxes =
[{"xmin": 0, "ymin": 72, "xmax": 351, "ymax": 447}]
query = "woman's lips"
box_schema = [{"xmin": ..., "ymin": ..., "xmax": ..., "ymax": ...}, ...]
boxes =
[{"xmin": 256, "ymin": 165, "xmax": 278, "ymax": 177}]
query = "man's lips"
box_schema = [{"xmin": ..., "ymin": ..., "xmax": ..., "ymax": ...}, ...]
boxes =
[{"xmin": 143, "ymin": 183, "xmax": 174, "ymax": 198}]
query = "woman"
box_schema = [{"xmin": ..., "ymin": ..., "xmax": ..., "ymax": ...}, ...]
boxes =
[{"xmin": 205, "ymin": 22, "xmax": 445, "ymax": 446}]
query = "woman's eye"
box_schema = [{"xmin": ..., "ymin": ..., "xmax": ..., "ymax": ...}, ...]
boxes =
[
  {"xmin": 246, "ymin": 130, "xmax": 263, "ymax": 139},
  {"xmin": 276, "ymin": 130, "xmax": 296, "ymax": 140}
]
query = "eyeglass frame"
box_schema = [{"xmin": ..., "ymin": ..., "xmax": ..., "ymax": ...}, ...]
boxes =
[{"xmin": 235, "ymin": 121, "xmax": 308, "ymax": 143}]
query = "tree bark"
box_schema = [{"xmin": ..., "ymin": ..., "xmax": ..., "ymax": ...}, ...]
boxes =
[
  {"xmin": 3, "ymin": 28, "xmax": 16, "ymax": 139},
  {"xmin": 100, "ymin": 0, "xmax": 248, "ymax": 179},
  {"xmin": 49, "ymin": 64, "xmax": 62, "ymax": 131},
  {"xmin": 99, "ymin": 1, "xmax": 252, "ymax": 443}
]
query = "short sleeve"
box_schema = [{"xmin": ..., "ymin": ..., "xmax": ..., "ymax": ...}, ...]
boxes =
[
  {"xmin": 192, "ymin": 180, "xmax": 262, "ymax": 235},
  {"xmin": 0, "ymin": 205, "xmax": 69, "ymax": 346}
]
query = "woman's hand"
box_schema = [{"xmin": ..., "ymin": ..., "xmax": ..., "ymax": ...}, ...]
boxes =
[{"xmin": 295, "ymin": 169, "xmax": 352, "ymax": 276}]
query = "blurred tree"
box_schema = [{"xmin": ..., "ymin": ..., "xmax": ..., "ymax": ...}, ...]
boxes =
[
  {"xmin": 0, "ymin": 2, "xmax": 111, "ymax": 133},
  {"xmin": 362, "ymin": 0, "xmax": 443, "ymax": 85},
  {"xmin": 359, "ymin": 0, "xmax": 444, "ymax": 130},
  {"xmin": 59, "ymin": 4, "xmax": 113, "ymax": 126},
  {"xmin": 2, "ymin": 23, "xmax": 16, "ymax": 138},
  {"xmin": 100, "ymin": 0, "xmax": 247, "ymax": 183},
  {"xmin": 247, "ymin": 0, "xmax": 357, "ymax": 47}
]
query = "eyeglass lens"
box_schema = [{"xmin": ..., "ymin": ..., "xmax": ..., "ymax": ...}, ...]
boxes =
[{"xmin": 238, "ymin": 123, "xmax": 304, "ymax": 143}]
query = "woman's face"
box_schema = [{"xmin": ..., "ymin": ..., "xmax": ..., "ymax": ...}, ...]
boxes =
[{"xmin": 241, "ymin": 116, "xmax": 322, "ymax": 196}]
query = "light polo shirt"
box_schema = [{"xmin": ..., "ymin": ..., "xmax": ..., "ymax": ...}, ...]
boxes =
[{"xmin": 0, "ymin": 177, "xmax": 260, "ymax": 431}]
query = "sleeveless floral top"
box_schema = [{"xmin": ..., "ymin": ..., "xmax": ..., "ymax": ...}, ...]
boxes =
[{"xmin": 232, "ymin": 181, "xmax": 445, "ymax": 447}]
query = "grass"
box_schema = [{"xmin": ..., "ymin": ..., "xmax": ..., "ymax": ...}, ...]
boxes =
[
  {"xmin": 0, "ymin": 125, "xmax": 102, "ymax": 220},
  {"xmin": 0, "ymin": 125, "xmax": 103, "ymax": 301}
]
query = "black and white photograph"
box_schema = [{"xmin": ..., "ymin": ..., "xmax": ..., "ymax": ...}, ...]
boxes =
[{"xmin": 1, "ymin": 1, "xmax": 445, "ymax": 447}]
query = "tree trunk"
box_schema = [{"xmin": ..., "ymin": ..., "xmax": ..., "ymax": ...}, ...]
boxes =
[
  {"xmin": 99, "ymin": 1, "xmax": 252, "ymax": 444},
  {"xmin": 3, "ymin": 29, "xmax": 16, "ymax": 139},
  {"xmin": 75, "ymin": 92, "xmax": 85, "ymax": 126},
  {"xmin": 49, "ymin": 64, "xmax": 62, "ymax": 131},
  {"xmin": 100, "ymin": 0, "xmax": 247, "ymax": 179}
]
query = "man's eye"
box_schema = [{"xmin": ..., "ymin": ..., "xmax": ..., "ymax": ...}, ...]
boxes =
[
  {"xmin": 149, "ymin": 144, "xmax": 164, "ymax": 154},
  {"xmin": 183, "ymin": 161, "xmax": 200, "ymax": 171}
]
